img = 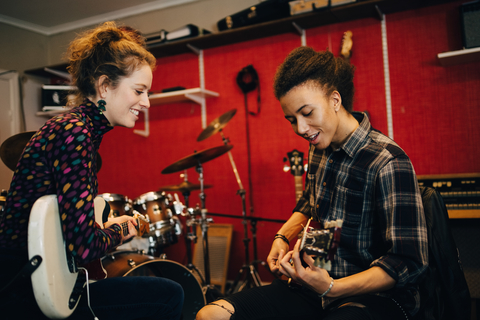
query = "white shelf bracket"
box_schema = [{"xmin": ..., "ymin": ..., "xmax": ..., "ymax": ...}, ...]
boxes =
[
  {"xmin": 292, "ymin": 22, "xmax": 307, "ymax": 46},
  {"xmin": 133, "ymin": 108, "xmax": 150, "ymax": 137},
  {"xmin": 375, "ymin": 5, "xmax": 384, "ymax": 21},
  {"xmin": 185, "ymin": 44, "xmax": 208, "ymax": 128},
  {"xmin": 187, "ymin": 44, "xmax": 201, "ymax": 55}
]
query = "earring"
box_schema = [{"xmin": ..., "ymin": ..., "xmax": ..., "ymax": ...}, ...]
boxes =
[{"xmin": 97, "ymin": 99, "xmax": 106, "ymax": 114}]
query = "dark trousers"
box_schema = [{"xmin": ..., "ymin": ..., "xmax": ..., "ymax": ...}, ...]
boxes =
[
  {"xmin": 223, "ymin": 279, "xmax": 410, "ymax": 320},
  {"xmin": 0, "ymin": 251, "xmax": 184, "ymax": 320}
]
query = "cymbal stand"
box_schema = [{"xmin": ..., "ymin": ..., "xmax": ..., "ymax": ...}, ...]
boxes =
[
  {"xmin": 219, "ymin": 130, "xmax": 262, "ymax": 295},
  {"xmin": 194, "ymin": 162, "xmax": 209, "ymax": 282}
]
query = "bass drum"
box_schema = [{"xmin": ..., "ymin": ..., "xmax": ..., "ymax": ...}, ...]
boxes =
[{"xmin": 102, "ymin": 251, "xmax": 205, "ymax": 320}]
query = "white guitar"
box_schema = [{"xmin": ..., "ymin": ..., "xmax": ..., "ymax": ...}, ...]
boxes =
[{"xmin": 28, "ymin": 194, "xmax": 149, "ymax": 319}]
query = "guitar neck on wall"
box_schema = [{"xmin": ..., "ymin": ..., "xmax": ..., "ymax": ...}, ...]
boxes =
[{"xmin": 285, "ymin": 149, "xmax": 305, "ymax": 202}]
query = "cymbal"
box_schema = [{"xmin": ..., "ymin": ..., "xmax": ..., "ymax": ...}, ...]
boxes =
[
  {"xmin": 159, "ymin": 180, "xmax": 212, "ymax": 193},
  {"xmin": 161, "ymin": 144, "xmax": 233, "ymax": 174},
  {"xmin": 197, "ymin": 109, "xmax": 237, "ymax": 141},
  {"xmin": 0, "ymin": 131, "xmax": 35, "ymax": 171},
  {"xmin": 0, "ymin": 131, "xmax": 103, "ymax": 172}
]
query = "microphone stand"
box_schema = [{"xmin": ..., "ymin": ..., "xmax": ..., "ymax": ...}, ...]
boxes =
[{"xmin": 219, "ymin": 130, "xmax": 262, "ymax": 295}]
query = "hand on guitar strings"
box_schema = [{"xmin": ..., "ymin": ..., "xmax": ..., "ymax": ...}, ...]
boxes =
[
  {"xmin": 279, "ymin": 239, "xmax": 332, "ymax": 295},
  {"xmin": 104, "ymin": 215, "xmax": 138, "ymax": 243},
  {"xmin": 267, "ymin": 239, "xmax": 290, "ymax": 276}
]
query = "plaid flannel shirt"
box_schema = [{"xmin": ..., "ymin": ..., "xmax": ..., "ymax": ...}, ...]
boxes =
[{"xmin": 294, "ymin": 112, "xmax": 428, "ymax": 315}]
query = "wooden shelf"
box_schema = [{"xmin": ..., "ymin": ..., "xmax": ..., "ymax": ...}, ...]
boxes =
[
  {"xmin": 24, "ymin": 0, "xmax": 458, "ymax": 77},
  {"xmin": 149, "ymin": 88, "xmax": 219, "ymax": 105},
  {"xmin": 437, "ymin": 47, "xmax": 480, "ymax": 66},
  {"xmin": 36, "ymin": 109, "xmax": 67, "ymax": 117},
  {"xmin": 448, "ymin": 209, "xmax": 480, "ymax": 219}
]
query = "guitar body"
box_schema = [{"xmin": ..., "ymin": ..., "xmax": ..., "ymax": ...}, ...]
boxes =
[
  {"xmin": 28, "ymin": 194, "xmax": 84, "ymax": 319},
  {"xmin": 28, "ymin": 194, "xmax": 151, "ymax": 318}
]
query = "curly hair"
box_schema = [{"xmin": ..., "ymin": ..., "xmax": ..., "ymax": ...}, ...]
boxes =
[
  {"xmin": 273, "ymin": 47, "xmax": 355, "ymax": 112},
  {"xmin": 65, "ymin": 21, "xmax": 156, "ymax": 106}
]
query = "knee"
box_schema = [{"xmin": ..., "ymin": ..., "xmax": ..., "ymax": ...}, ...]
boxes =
[
  {"xmin": 196, "ymin": 306, "xmax": 215, "ymax": 320},
  {"xmin": 196, "ymin": 301, "xmax": 234, "ymax": 320}
]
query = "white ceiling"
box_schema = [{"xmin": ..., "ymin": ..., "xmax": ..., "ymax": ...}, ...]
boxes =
[{"xmin": 0, "ymin": 0, "xmax": 198, "ymax": 35}]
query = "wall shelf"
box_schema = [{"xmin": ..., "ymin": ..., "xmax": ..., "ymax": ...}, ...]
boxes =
[
  {"xmin": 36, "ymin": 110, "xmax": 66, "ymax": 117},
  {"xmin": 437, "ymin": 47, "xmax": 480, "ymax": 66},
  {"xmin": 149, "ymin": 88, "xmax": 219, "ymax": 105},
  {"xmin": 24, "ymin": 0, "xmax": 458, "ymax": 78}
]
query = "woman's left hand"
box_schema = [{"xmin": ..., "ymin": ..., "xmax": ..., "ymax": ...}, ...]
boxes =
[
  {"xmin": 279, "ymin": 239, "xmax": 332, "ymax": 295},
  {"xmin": 105, "ymin": 216, "xmax": 138, "ymax": 242}
]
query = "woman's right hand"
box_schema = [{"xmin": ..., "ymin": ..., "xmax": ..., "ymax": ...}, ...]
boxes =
[{"xmin": 267, "ymin": 238, "xmax": 290, "ymax": 275}]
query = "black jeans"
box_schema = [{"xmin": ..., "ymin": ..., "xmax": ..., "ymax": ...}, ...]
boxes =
[
  {"xmin": 0, "ymin": 251, "xmax": 184, "ymax": 320},
  {"xmin": 223, "ymin": 279, "xmax": 410, "ymax": 320}
]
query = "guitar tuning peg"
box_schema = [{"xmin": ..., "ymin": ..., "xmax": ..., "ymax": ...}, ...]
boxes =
[{"xmin": 283, "ymin": 163, "xmax": 290, "ymax": 172}]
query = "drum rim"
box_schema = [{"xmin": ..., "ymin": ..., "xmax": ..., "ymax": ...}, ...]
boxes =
[
  {"xmin": 133, "ymin": 191, "xmax": 167, "ymax": 204},
  {"xmin": 98, "ymin": 193, "xmax": 132, "ymax": 202}
]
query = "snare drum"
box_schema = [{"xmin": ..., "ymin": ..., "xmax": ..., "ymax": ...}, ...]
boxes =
[
  {"xmin": 98, "ymin": 193, "xmax": 133, "ymax": 218},
  {"xmin": 102, "ymin": 251, "xmax": 205, "ymax": 320},
  {"xmin": 133, "ymin": 192, "xmax": 181, "ymax": 248}
]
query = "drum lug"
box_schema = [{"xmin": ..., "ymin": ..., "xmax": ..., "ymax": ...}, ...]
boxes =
[{"xmin": 128, "ymin": 259, "xmax": 136, "ymax": 267}]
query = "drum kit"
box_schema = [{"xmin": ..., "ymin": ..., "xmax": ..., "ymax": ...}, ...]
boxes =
[{"xmin": 0, "ymin": 108, "xmax": 263, "ymax": 319}]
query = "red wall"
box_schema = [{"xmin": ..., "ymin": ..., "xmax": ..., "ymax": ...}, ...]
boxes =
[{"xmin": 97, "ymin": 1, "xmax": 480, "ymax": 284}]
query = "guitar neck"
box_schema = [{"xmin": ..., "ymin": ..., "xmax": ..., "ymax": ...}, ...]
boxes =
[
  {"xmin": 120, "ymin": 215, "xmax": 149, "ymax": 237},
  {"xmin": 120, "ymin": 221, "xmax": 129, "ymax": 236},
  {"xmin": 294, "ymin": 176, "xmax": 303, "ymax": 202}
]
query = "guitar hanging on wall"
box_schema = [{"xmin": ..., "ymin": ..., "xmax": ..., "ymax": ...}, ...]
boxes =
[
  {"xmin": 340, "ymin": 30, "xmax": 353, "ymax": 62},
  {"xmin": 284, "ymin": 149, "xmax": 305, "ymax": 203}
]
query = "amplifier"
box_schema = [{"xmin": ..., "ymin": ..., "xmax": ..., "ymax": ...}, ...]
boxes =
[
  {"xmin": 417, "ymin": 173, "xmax": 480, "ymax": 218},
  {"xmin": 41, "ymin": 85, "xmax": 76, "ymax": 112},
  {"xmin": 460, "ymin": 0, "xmax": 480, "ymax": 49}
]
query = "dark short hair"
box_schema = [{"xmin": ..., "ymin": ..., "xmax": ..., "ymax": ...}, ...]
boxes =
[{"xmin": 273, "ymin": 47, "xmax": 355, "ymax": 112}]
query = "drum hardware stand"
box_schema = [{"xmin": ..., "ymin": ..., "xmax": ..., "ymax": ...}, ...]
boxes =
[
  {"xmin": 191, "ymin": 161, "xmax": 223, "ymax": 302},
  {"xmin": 218, "ymin": 131, "xmax": 263, "ymax": 295}
]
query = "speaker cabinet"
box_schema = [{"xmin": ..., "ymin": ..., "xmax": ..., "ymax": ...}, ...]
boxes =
[
  {"xmin": 193, "ymin": 224, "xmax": 233, "ymax": 294},
  {"xmin": 460, "ymin": 1, "xmax": 480, "ymax": 49}
]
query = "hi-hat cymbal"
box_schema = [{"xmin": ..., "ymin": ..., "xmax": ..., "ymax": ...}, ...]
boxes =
[
  {"xmin": 0, "ymin": 131, "xmax": 103, "ymax": 172},
  {"xmin": 0, "ymin": 131, "xmax": 36, "ymax": 171},
  {"xmin": 197, "ymin": 109, "xmax": 237, "ymax": 142},
  {"xmin": 161, "ymin": 144, "xmax": 233, "ymax": 174},
  {"xmin": 159, "ymin": 180, "xmax": 212, "ymax": 193}
]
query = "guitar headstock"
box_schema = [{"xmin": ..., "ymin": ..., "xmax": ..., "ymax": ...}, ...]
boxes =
[
  {"xmin": 286, "ymin": 149, "xmax": 305, "ymax": 177},
  {"xmin": 299, "ymin": 219, "xmax": 342, "ymax": 271},
  {"xmin": 132, "ymin": 211, "xmax": 150, "ymax": 237},
  {"xmin": 340, "ymin": 30, "xmax": 353, "ymax": 61}
]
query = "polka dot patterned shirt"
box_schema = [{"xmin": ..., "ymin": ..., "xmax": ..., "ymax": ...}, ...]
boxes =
[{"xmin": 0, "ymin": 100, "xmax": 122, "ymax": 266}]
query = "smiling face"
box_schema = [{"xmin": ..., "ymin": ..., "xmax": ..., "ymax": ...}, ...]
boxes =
[
  {"xmin": 281, "ymin": 82, "xmax": 342, "ymax": 150},
  {"xmin": 101, "ymin": 63, "xmax": 153, "ymax": 128}
]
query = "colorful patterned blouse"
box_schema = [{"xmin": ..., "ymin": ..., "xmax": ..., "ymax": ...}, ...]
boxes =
[{"xmin": 0, "ymin": 100, "xmax": 122, "ymax": 266}]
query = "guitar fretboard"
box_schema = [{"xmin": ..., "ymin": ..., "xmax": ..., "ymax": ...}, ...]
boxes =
[
  {"xmin": 294, "ymin": 176, "xmax": 303, "ymax": 202},
  {"xmin": 121, "ymin": 222, "xmax": 129, "ymax": 236}
]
